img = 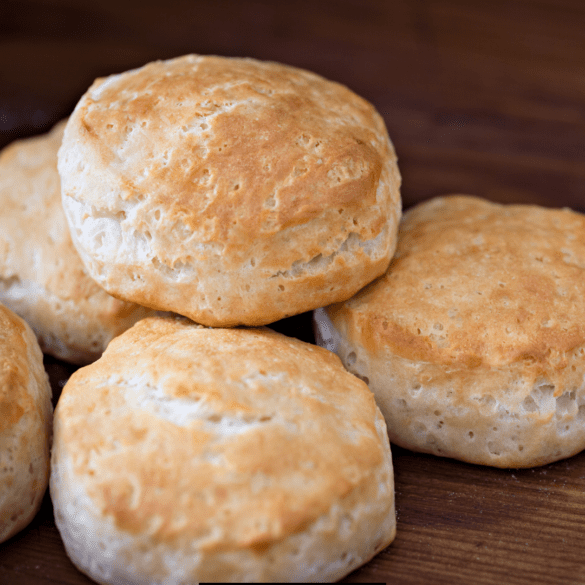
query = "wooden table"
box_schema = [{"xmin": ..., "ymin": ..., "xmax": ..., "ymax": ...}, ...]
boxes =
[{"xmin": 1, "ymin": 1, "xmax": 585, "ymax": 583}]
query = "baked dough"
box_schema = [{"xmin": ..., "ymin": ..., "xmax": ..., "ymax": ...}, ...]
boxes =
[
  {"xmin": 0, "ymin": 302, "xmax": 52, "ymax": 543},
  {"xmin": 50, "ymin": 315, "xmax": 395, "ymax": 583},
  {"xmin": 0, "ymin": 120, "xmax": 155, "ymax": 364},
  {"xmin": 58, "ymin": 54, "xmax": 401, "ymax": 326},
  {"xmin": 316, "ymin": 195, "xmax": 585, "ymax": 468}
]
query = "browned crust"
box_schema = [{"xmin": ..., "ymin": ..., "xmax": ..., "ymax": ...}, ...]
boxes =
[
  {"xmin": 330, "ymin": 195, "xmax": 585, "ymax": 385},
  {"xmin": 53, "ymin": 316, "xmax": 392, "ymax": 550},
  {"xmin": 59, "ymin": 55, "xmax": 401, "ymax": 325},
  {"xmin": 0, "ymin": 304, "xmax": 52, "ymax": 542}
]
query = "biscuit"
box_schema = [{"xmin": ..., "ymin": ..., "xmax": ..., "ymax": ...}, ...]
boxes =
[
  {"xmin": 58, "ymin": 54, "xmax": 402, "ymax": 327},
  {"xmin": 50, "ymin": 316, "xmax": 395, "ymax": 583},
  {"xmin": 315, "ymin": 195, "xmax": 585, "ymax": 468},
  {"xmin": 0, "ymin": 120, "xmax": 155, "ymax": 364},
  {"xmin": 0, "ymin": 303, "xmax": 52, "ymax": 543}
]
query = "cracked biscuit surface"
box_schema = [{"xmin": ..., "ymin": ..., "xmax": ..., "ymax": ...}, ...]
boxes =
[
  {"xmin": 58, "ymin": 54, "xmax": 401, "ymax": 326},
  {"xmin": 316, "ymin": 195, "xmax": 585, "ymax": 468},
  {"xmin": 0, "ymin": 303, "xmax": 52, "ymax": 543},
  {"xmin": 0, "ymin": 120, "xmax": 156, "ymax": 364},
  {"xmin": 50, "ymin": 315, "xmax": 396, "ymax": 583}
]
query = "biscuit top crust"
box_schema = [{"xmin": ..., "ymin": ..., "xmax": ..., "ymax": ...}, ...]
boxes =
[
  {"xmin": 329, "ymin": 195, "xmax": 585, "ymax": 376},
  {"xmin": 55, "ymin": 316, "xmax": 386, "ymax": 549},
  {"xmin": 0, "ymin": 121, "xmax": 143, "ymax": 322},
  {"xmin": 59, "ymin": 54, "xmax": 397, "ymax": 268},
  {"xmin": 0, "ymin": 304, "xmax": 31, "ymax": 435}
]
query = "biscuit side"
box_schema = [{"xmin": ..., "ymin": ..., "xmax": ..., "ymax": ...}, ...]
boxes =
[
  {"xmin": 0, "ymin": 121, "xmax": 154, "ymax": 363},
  {"xmin": 0, "ymin": 304, "xmax": 52, "ymax": 542}
]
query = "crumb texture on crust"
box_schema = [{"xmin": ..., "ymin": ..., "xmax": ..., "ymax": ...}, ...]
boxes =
[
  {"xmin": 323, "ymin": 195, "xmax": 585, "ymax": 467},
  {"xmin": 0, "ymin": 303, "xmax": 52, "ymax": 543},
  {"xmin": 0, "ymin": 121, "xmax": 154, "ymax": 364},
  {"xmin": 58, "ymin": 54, "xmax": 401, "ymax": 326},
  {"xmin": 51, "ymin": 316, "xmax": 395, "ymax": 583}
]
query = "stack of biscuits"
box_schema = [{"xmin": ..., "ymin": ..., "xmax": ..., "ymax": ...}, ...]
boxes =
[
  {"xmin": 1, "ymin": 54, "xmax": 400, "ymax": 583},
  {"xmin": 3, "ymin": 52, "xmax": 585, "ymax": 583}
]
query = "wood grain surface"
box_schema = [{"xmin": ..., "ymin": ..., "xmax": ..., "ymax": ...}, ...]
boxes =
[{"xmin": 1, "ymin": 1, "xmax": 585, "ymax": 583}]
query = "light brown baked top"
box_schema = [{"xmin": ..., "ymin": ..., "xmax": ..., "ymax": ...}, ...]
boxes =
[
  {"xmin": 329, "ymin": 195, "xmax": 585, "ymax": 383},
  {"xmin": 61, "ymin": 55, "xmax": 396, "ymax": 259},
  {"xmin": 58, "ymin": 55, "xmax": 401, "ymax": 326},
  {"xmin": 0, "ymin": 121, "xmax": 154, "ymax": 362},
  {"xmin": 54, "ymin": 316, "xmax": 389, "ymax": 550}
]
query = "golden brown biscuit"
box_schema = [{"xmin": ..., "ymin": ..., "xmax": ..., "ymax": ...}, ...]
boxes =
[
  {"xmin": 0, "ymin": 303, "xmax": 52, "ymax": 543},
  {"xmin": 0, "ymin": 120, "xmax": 155, "ymax": 364},
  {"xmin": 316, "ymin": 195, "xmax": 585, "ymax": 468},
  {"xmin": 50, "ymin": 315, "xmax": 395, "ymax": 583},
  {"xmin": 58, "ymin": 54, "xmax": 401, "ymax": 327}
]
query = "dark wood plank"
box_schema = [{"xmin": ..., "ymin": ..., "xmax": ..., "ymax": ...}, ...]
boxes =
[{"xmin": 341, "ymin": 447, "xmax": 585, "ymax": 584}]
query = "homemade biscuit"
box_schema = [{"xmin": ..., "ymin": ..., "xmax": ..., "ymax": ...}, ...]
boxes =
[
  {"xmin": 58, "ymin": 54, "xmax": 401, "ymax": 327},
  {"xmin": 0, "ymin": 303, "xmax": 52, "ymax": 543},
  {"xmin": 50, "ymin": 316, "xmax": 396, "ymax": 583},
  {"xmin": 316, "ymin": 195, "xmax": 585, "ymax": 468},
  {"xmin": 0, "ymin": 120, "xmax": 155, "ymax": 364}
]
